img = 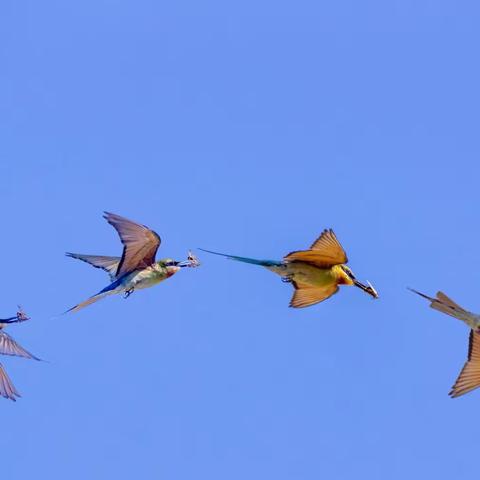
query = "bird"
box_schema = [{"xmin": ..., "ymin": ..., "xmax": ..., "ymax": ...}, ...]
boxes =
[
  {"xmin": 200, "ymin": 229, "xmax": 378, "ymax": 308},
  {"xmin": 0, "ymin": 308, "xmax": 40, "ymax": 401},
  {"xmin": 409, "ymin": 288, "xmax": 480, "ymax": 398},
  {"xmin": 66, "ymin": 212, "xmax": 200, "ymax": 313}
]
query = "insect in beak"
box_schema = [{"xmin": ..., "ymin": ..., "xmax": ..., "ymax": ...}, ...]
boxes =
[{"xmin": 353, "ymin": 279, "xmax": 379, "ymax": 299}]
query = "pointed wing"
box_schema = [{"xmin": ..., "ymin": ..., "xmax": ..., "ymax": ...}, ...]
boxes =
[
  {"xmin": 450, "ymin": 330, "xmax": 480, "ymax": 398},
  {"xmin": 104, "ymin": 212, "xmax": 161, "ymax": 279},
  {"xmin": 284, "ymin": 229, "xmax": 348, "ymax": 268},
  {"xmin": 289, "ymin": 282, "xmax": 339, "ymax": 308},
  {"xmin": 66, "ymin": 253, "xmax": 121, "ymax": 280},
  {"xmin": 0, "ymin": 363, "xmax": 20, "ymax": 401},
  {"xmin": 0, "ymin": 331, "xmax": 40, "ymax": 360}
]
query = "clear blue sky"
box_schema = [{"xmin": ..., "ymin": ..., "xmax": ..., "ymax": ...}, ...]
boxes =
[{"xmin": 1, "ymin": 1, "xmax": 479, "ymax": 479}]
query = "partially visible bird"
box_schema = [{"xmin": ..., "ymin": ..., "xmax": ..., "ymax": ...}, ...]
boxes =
[
  {"xmin": 410, "ymin": 288, "xmax": 480, "ymax": 398},
  {"xmin": 200, "ymin": 229, "xmax": 378, "ymax": 308},
  {"xmin": 66, "ymin": 212, "xmax": 200, "ymax": 313},
  {"xmin": 0, "ymin": 308, "xmax": 40, "ymax": 401}
]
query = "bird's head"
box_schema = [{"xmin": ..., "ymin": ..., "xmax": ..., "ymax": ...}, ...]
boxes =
[
  {"xmin": 339, "ymin": 265, "xmax": 379, "ymax": 299},
  {"xmin": 157, "ymin": 258, "xmax": 183, "ymax": 275},
  {"xmin": 157, "ymin": 256, "xmax": 199, "ymax": 275}
]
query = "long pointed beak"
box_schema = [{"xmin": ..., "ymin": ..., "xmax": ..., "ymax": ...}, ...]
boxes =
[
  {"xmin": 354, "ymin": 279, "xmax": 379, "ymax": 299},
  {"xmin": 177, "ymin": 260, "xmax": 192, "ymax": 268}
]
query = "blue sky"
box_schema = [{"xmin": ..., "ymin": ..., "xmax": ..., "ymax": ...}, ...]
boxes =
[{"xmin": 1, "ymin": 1, "xmax": 480, "ymax": 479}]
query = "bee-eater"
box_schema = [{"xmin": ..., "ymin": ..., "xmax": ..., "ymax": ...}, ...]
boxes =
[
  {"xmin": 66, "ymin": 212, "xmax": 200, "ymax": 313},
  {"xmin": 410, "ymin": 288, "xmax": 480, "ymax": 398},
  {"xmin": 0, "ymin": 308, "xmax": 40, "ymax": 401},
  {"xmin": 200, "ymin": 229, "xmax": 378, "ymax": 308}
]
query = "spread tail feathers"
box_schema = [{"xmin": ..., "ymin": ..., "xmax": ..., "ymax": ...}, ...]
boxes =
[
  {"xmin": 409, "ymin": 288, "xmax": 476, "ymax": 326},
  {"xmin": 198, "ymin": 248, "xmax": 282, "ymax": 267}
]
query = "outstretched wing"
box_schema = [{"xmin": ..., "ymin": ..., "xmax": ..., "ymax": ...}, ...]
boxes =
[
  {"xmin": 289, "ymin": 282, "xmax": 339, "ymax": 308},
  {"xmin": 104, "ymin": 212, "xmax": 161, "ymax": 279},
  {"xmin": 450, "ymin": 330, "xmax": 480, "ymax": 398},
  {"xmin": 0, "ymin": 363, "xmax": 20, "ymax": 401},
  {"xmin": 0, "ymin": 331, "xmax": 40, "ymax": 360},
  {"xmin": 284, "ymin": 229, "xmax": 348, "ymax": 268},
  {"xmin": 66, "ymin": 253, "xmax": 121, "ymax": 280}
]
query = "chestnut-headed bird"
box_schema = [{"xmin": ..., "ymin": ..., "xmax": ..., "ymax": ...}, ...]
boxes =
[
  {"xmin": 0, "ymin": 308, "xmax": 40, "ymax": 401},
  {"xmin": 200, "ymin": 229, "xmax": 378, "ymax": 308},
  {"xmin": 410, "ymin": 288, "xmax": 480, "ymax": 398},
  {"xmin": 66, "ymin": 212, "xmax": 200, "ymax": 313}
]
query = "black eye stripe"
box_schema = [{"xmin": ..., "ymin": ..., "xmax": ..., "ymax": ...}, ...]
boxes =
[{"xmin": 343, "ymin": 267, "xmax": 355, "ymax": 280}]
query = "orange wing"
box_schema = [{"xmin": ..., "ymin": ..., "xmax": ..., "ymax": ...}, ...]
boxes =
[
  {"xmin": 450, "ymin": 330, "xmax": 480, "ymax": 398},
  {"xmin": 289, "ymin": 282, "xmax": 339, "ymax": 308},
  {"xmin": 284, "ymin": 229, "xmax": 348, "ymax": 268}
]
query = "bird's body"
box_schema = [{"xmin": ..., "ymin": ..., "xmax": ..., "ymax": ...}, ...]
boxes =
[
  {"xmin": 0, "ymin": 309, "xmax": 39, "ymax": 401},
  {"xmin": 122, "ymin": 262, "xmax": 180, "ymax": 289},
  {"xmin": 266, "ymin": 262, "xmax": 349, "ymax": 287},
  {"xmin": 66, "ymin": 212, "xmax": 199, "ymax": 313},
  {"xmin": 99, "ymin": 261, "xmax": 181, "ymax": 296},
  {"xmin": 200, "ymin": 229, "xmax": 378, "ymax": 308},
  {"xmin": 410, "ymin": 288, "xmax": 480, "ymax": 398}
]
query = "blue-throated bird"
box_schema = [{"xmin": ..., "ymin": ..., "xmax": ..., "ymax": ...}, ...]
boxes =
[
  {"xmin": 200, "ymin": 229, "xmax": 378, "ymax": 308},
  {"xmin": 66, "ymin": 212, "xmax": 200, "ymax": 313},
  {"xmin": 410, "ymin": 288, "xmax": 480, "ymax": 398},
  {"xmin": 0, "ymin": 308, "xmax": 40, "ymax": 401}
]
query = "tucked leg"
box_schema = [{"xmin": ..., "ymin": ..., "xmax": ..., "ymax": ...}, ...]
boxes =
[{"xmin": 124, "ymin": 287, "xmax": 135, "ymax": 299}]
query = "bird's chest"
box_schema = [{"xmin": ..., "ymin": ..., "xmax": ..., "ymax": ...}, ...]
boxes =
[{"xmin": 129, "ymin": 267, "xmax": 167, "ymax": 290}]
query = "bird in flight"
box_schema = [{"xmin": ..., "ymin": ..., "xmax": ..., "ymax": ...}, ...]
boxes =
[
  {"xmin": 200, "ymin": 229, "xmax": 378, "ymax": 308},
  {"xmin": 410, "ymin": 288, "xmax": 480, "ymax": 398},
  {"xmin": 0, "ymin": 308, "xmax": 40, "ymax": 401},
  {"xmin": 66, "ymin": 212, "xmax": 200, "ymax": 313}
]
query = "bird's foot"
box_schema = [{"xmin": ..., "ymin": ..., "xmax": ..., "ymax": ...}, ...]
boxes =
[
  {"xmin": 281, "ymin": 275, "xmax": 293, "ymax": 283},
  {"xmin": 124, "ymin": 288, "xmax": 134, "ymax": 299}
]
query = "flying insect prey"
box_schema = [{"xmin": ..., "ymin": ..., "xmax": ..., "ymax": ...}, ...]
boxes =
[
  {"xmin": 410, "ymin": 288, "xmax": 480, "ymax": 398},
  {"xmin": 0, "ymin": 308, "xmax": 40, "ymax": 401},
  {"xmin": 66, "ymin": 212, "xmax": 200, "ymax": 313},
  {"xmin": 200, "ymin": 229, "xmax": 378, "ymax": 308}
]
